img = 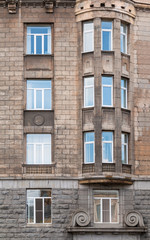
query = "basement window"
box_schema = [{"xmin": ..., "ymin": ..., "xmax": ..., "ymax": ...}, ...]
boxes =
[
  {"xmin": 27, "ymin": 189, "xmax": 51, "ymax": 224},
  {"xmin": 94, "ymin": 191, "xmax": 119, "ymax": 223}
]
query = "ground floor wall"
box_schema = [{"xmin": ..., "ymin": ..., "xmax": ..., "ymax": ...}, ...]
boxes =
[{"xmin": 0, "ymin": 179, "xmax": 149, "ymax": 239}]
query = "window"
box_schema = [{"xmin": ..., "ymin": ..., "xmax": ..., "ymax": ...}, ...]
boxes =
[
  {"xmin": 84, "ymin": 77, "xmax": 94, "ymax": 107},
  {"xmin": 102, "ymin": 76, "xmax": 113, "ymax": 107},
  {"xmin": 27, "ymin": 189, "xmax": 51, "ymax": 224},
  {"xmin": 83, "ymin": 22, "xmax": 94, "ymax": 52},
  {"xmin": 122, "ymin": 133, "xmax": 128, "ymax": 164},
  {"xmin": 27, "ymin": 134, "xmax": 51, "ymax": 164},
  {"xmin": 27, "ymin": 80, "xmax": 52, "ymax": 110},
  {"xmin": 84, "ymin": 132, "xmax": 95, "ymax": 163},
  {"xmin": 101, "ymin": 21, "xmax": 112, "ymax": 51},
  {"xmin": 27, "ymin": 26, "xmax": 51, "ymax": 54},
  {"xmin": 102, "ymin": 132, "xmax": 113, "ymax": 163},
  {"xmin": 121, "ymin": 78, "xmax": 127, "ymax": 109},
  {"xmin": 121, "ymin": 23, "xmax": 127, "ymax": 54},
  {"xmin": 94, "ymin": 191, "xmax": 119, "ymax": 223}
]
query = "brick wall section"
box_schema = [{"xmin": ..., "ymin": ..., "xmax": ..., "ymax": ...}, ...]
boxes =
[
  {"xmin": 0, "ymin": 9, "xmax": 24, "ymax": 177},
  {"xmin": 134, "ymin": 9, "xmax": 150, "ymax": 175},
  {"xmin": 134, "ymin": 190, "xmax": 150, "ymax": 240},
  {"xmin": 0, "ymin": 188, "xmax": 78, "ymax": 240},
  {"xmin": 0, "ymin": 6, "xmax": 81, "ymax": 177},
  {"xmin": 53, "ymin": 7, "xmax": 81, "ymax": 176}
]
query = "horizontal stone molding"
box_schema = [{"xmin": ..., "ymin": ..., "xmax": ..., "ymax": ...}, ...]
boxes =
[
  {"xmin": 1, "ymin": 0, "xmax": 76, "ymax": 13},
  {"xmin": 67, "ymin": 226, "xmax": 147, "ymax": 234}
]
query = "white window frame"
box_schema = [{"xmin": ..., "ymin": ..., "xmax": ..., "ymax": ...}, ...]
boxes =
[
  {"xmin": 84, "ymin": 77, "xmax": 94, "ymax": 108},
  {"xmin": 121, "ymin": 23, "xmax": 127, "ymax": 54},
  {"xmin": 102, "ymin": 132, "xmax": 113, "ymax": 163},
  {"xmin": 121, "ymin": 78, "xmax": 127, "ymax": 109},
  {"xmin": 27, "ymin": 82, "xmax": 52, "ymax": 110},
  {"xmin": 121, "ymin": 133, "xmax": 128, "ymax": 164},
  {"xmin": 84, "ymin": 132, "xmax": 95, "ymax": 164},
  {"xmin": 94, "ymin": 191, "xmax": 119, "ymax": 223},
  {"xmin": 101, "ymin": 21, "xmax": 113, "ymax": 51},
  {"xmin": 27, "ymin": 26, "xmax": 51, "ymax": 55},
  {"xmin": 27, "ymin": 134, "xmax": 51, "ymax": 165},
  {"xmin": 27, "ymin": 193, "xmax": 51, "ymax": 224},
  {"xmin": 83, "ymin": 22, "xmax": 94, "ymax": 53},
  {"xmin": 102, "ymin": 76, "xmax": 113, "ymax": 107}
]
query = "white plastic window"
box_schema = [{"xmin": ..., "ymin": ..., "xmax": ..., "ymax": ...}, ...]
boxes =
[
  {"xmin": 121, "ymin": 23, "xmax": 127, "ymax": 54},
  {"xmin": 84, "ymin": 132, "xmax": 95, "ymax": 163},
  {"xmin": 102, "ymin": 76, "xmax": 113, "ymax": 107},
  {"xmin": 102, "ymin": 132, "xmax": 113, "ymax": 163},
  {"xmin": 27, "ymin": 80, "xmax": 51, "ymax": 110},
  {"xmin": 27, "ymin": 134, "xmax": 51, "ymax": 164},
  {"xmin": 27, "ymin": 26, "xmax": 51, "ymax": 54},
  {"xmin": 94, "ymin": 191, "xmax": 119, "ymax": 223},
  {"xmin": 122, "ymin": 133, "xmax": 128, "ymax": 164},
  {"xmin": 27, "ymin": 190, "xmax": 51, "ymax": 224},
  {"xmin": 83, "ymin": 22, "xmax": 94, "ymax": 52},
  {"xmin": 121, "ymin": 79, "xmax": 127, "ymax": 109},
  {"xmin": 84, "ymin": 77, "xmax": 94, "ymax": 107},
  {"xmin": 101, "ymin": 21, "xmax": 112, "ymax": 51}
]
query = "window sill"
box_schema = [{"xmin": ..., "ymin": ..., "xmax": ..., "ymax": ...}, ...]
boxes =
[
  {"xmin": 24, "ymin": 54, "xmax": 54, "ymax": 57},
  {"xmin": 101, "ymin": 50, "xmax": 114, "ymax": 54},
  {"xmin": 121, "ymin": 108, "xmax": 131, "ymax": 113},
  {"xmin": 81, "ymin": 51, "xmax": 94, "ymax": 55},
  {"xmin": 23, "ymin": 164, "xmax": 56, "ymax": 167},
  {"xmin": 121, "ymin": 52, "xmax": 130, "ymax": 58},
  {"xmin": 82, "ymin": 107, "xmax": 94, "ymax": 111},
  {"xmin": 27, "ymin": 223, "xmax": 52, "ymax": 228},
  {"xmin": 102, "ymin": 106, "xmax": 115, "ymax": 110},
  {"xmin": 24, "ymin": 109, "xmax": 54, "ymax": 112},
  {"xmin": 67, "ymin": 226, "xmax": 147, "ymax": 234}
]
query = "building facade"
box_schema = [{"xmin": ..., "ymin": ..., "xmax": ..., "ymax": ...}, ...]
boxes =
[{"xmin": 0, "ymin": 0, "xmax": 150, "ymax": 239}]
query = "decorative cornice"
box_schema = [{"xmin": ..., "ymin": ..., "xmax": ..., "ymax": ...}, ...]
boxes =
[{"xmin": 0, "ymin": 0, "xmax": 76, "ymax": 13}]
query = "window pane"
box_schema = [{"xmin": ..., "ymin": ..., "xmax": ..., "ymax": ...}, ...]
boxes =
[
  {"xmin": 83, "ymin": 22, "xmax": 94, "ymax": 52},
  {"xmin": 36, "ymin": 35, "xmax": 42, "ymax": 54},
  {"xmin": 27, "ymin": 144, "xmax": 34, "ymax": 164},
  {"xmin": 102, "ymin": 31, "xmax": 111, "ymax": 51},
  {"xmin": 27, "ymin": 89, "xmax": 34, "ymax": 109},
  {"xmin": 43, "ymin": 144, "xmax": 51, "ymax": 164},
  {"xmin": 102, "ymin": 199, "xmax": 110, "ymax": 222},
  {"xmin": 27, "ymin": 198, "xmax": 34, "ymax": 223},
  {"xmin": 102, "ymin": 21, "xmax": 112, "ymax": 30},
  {"xmin": 27, "ymin": 190, "xmax": 41, "ymax": 198},
  {"xmin": 102, "ymin": 132, "xmax": 113, "ymax": 141},
  {"xmin": 85, "ymin": 132, "xmax": 94, "ymax": 142},
  {"xmin": 44, "ymin": 198, "xmax": 51, "ymax": 223},
  {"xmin": 36, "ymin": 144, "xmax": 42, "ymax": 164},
  {"xmin": 44, "ymin": 89, "xmax": 51, "ymax": 109},
  {"xmin": 27, "ymin": 134, "xmax": 51, "ymax": 144},
  {"xmin": 103, "ymin": 86, "xmax": 112, "ymax": 106},
  {"xmin": 84, "ymin": 32, "xmax": 93, "ymax": 52},
  {"xmin": 102, "ymin": 77, "xmax": 112, "ymax": 86},
  {"xmin": 44, "ymin": 35, "xmax": 48, "ymax": 54},
  {"xmin": 36, "ymin": 199, "xmax": 43, "ymax": 223},
  {"xmin": 29, "ymin": 27, "xmax": 50, "ymax": 34},
  {"xmin": 103, "ymin": 142, "xmax": 112, "ymax": 163},
  {"xmin": 85, "ymin": 143, "xmax": 94, "ymax": 163},
  {"xmin": 27, "ymin": 35, "xmax": 31, "ymax": 54},
  {"xmin": 111, "ymin": 199, "xmax": 118, "ymax": 222},
  {"xmin": 36, "ymin": 90, "xmax": 42, "ymax": 109},
  {"xmin": 84, "ymin": 77, "xmax": 94, "ymax": 107},
  {"xmin": 27, "ymin": 80, "xmax": 51, "ymax": 89},
  {"xmin": 94, "ymin": 199, "xmax": 101, "ymax": 222},
  {"xmin": 85, "ymin": 87, "xmax": 94, "ymax": 107}
]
